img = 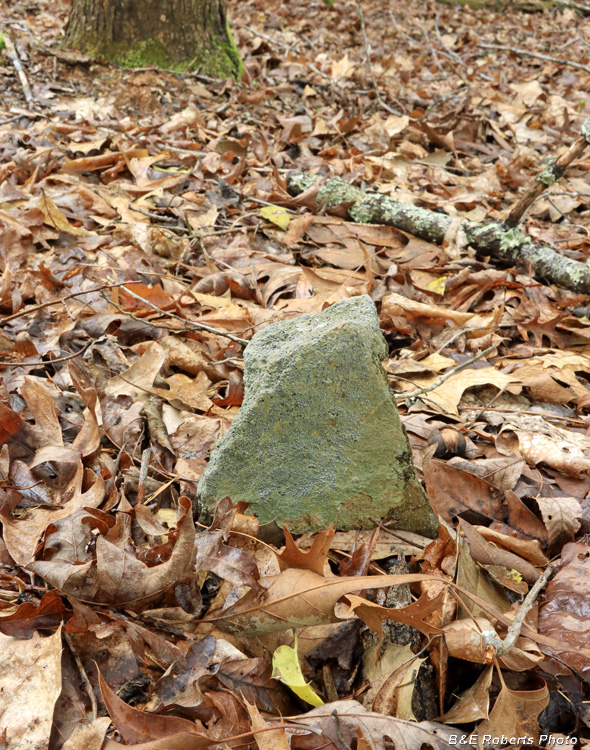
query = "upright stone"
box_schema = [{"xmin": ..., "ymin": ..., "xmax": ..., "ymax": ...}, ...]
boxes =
[{"xmin": 197, "ymin": 295, "xmax": 437, "ymax": 536}]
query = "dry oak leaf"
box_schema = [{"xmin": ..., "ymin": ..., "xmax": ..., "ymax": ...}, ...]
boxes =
[
  {"xmin": 0, "ymin": 627, "xmax": 62, "ymax": 750},
  {"xmin": 98, "ymin": 668, "xmax": 211, "ymax": 749},
  {"xmin": 382, "ymin": 292, "xmax": 500, "ymax": 329},
  {"xmin": 345, "ymin": 590, "xmax": 446, "ymax": 641},
  {"xmin": 60, "ymin": 717, "xmax": 112, "ymax": 750},
  {"xmin": 0, "ymin": 588, "xmax": 70, "ymax": 637},
  {"xmin": 244, "ymin": 699, "xmax": 289, "ymax": 750},
  {"xmin": 28, "ymin": 497, "xmax": 195, "ymax": 607},
  {"xmin": 397, "ymin": 366, "xmax": 519, "ymax": 416},
  {"xmin": 21, "ymin": 375, "xmax": 63, "ymax": 447},
  {"xmin": 459, "ymin": 519, "xmax": 540, "ymax": 584},
  {"xmin": 498, "ymin": 416, "xmax": 590, "ymax": 477},
  {"xmin": 536, "ymin": 495, "xmax": 582, "ymax": 547},
  {"xmin": 287, "ymin": 700, "xmax": 454, "ymax": 750},
  {"xmin": 469, "ymin": 679, "xmax": 549, "ymax": 749},
  {"xmin": 205, "ymin": 569, "xmax": 444, "ymax": 637},
  {"xmin": 438, "ymin": 665, "xmax": 493, "ymax": 724},
  {"xmin": 539, "ymin": 541, "xmax": 590, "ymax": 676},
  {"xmin": 423, "ymin": 457, "xmax": 503, "ymax": 525},
  {"xmin": 0, "ymin": 463, "xmax": 105, "ymax": 566},
  {"xmin": 474, "ymin": 526, "xmax": 548, "ymax": 567},
  {"xmin": 277, "ymin": 524, "xmax": 335, "ymax": 575},
  {"xmin": 36, "ymin": 192, "xmax": 92, "ymax": 236}
]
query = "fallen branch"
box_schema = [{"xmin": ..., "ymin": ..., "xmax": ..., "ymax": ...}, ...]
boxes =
[
  {"xmin": 3, "ymin": 34, "xmax": 34, "ymax": 106},
  {"xmin": 496, "ymin": 564, "xmax": 554, "ymax": 657},
  {"xmin": 286, "ymin": 122, "xmax": 590, "ymax": 294},
  {"xmin": 396, "ymin": 345, "xmax": 496, "ymax": 403},
  {"xmin": 119, "ymin": 286, "xmax": 249, "ymax": 345},
  {"xmin": 552, "ymin": 0, "xmax": 590, "ymax": 13},
  {"xmin": 478, "ymin": 41, "xmax": 590, "ymax": 74},
  {"xmin": 0, "ymin": 340, "xmax": 93, "ymax": 369},
  {"xmin": 0, "ymin": 280, "xmax": 142, "ymax": 326}
]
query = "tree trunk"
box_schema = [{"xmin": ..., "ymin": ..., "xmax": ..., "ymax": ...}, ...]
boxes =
[{"xmin": 64, "ymin": 0, "xmax": 242, "ymax": 78}]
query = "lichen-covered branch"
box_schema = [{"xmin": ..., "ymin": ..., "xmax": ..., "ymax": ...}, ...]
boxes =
[{"xmin": 286, "ymin": 172, "xmax": 590, "ymax": 294}]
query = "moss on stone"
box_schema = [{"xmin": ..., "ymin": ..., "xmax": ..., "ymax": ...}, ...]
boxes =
[{"xmin": 198, "ymin": 295, "xmax": 437, "ymax": 536}]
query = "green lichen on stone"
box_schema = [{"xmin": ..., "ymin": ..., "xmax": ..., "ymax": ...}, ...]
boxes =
[
  {"xmin": 537, "ymin": 155, "xmax": 557, "ymax": 186},
  {"xmin": 582, "ymin": 118, "xmax": 590, "ymax": 144},
  {"xmin": 197, "ymin": 296, "xmax": 437, "ymax": 536}
]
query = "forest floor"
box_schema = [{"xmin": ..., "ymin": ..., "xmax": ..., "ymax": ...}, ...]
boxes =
[{"xmin": 2, "ymin": 0, "xmax": 590, "ymax": 748}]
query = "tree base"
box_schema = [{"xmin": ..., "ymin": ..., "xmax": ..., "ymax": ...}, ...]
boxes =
[{"xmin": 63, "ymin": 0, "xmax": 243, "ymax": 79}]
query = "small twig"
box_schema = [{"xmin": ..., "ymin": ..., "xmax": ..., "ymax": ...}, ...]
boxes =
[
  {"xmin": 431, "ymin": 327, "xmax": 475, "ymax": 357},
  {"xmin": 136, "ymin": 447, "xmax": 151, "ymax": 505},
  {"xmin": 115, "ymin": 286, "xmax": 249, "ymax": 346},
  {"xmin": 422, "ymin": 27, "xmax": 446, "ymax": 76},
  {"xmin": 64, "ymin": 631, "xmax": 98, "ymax": 721},
  {"xmin": 128, "ymin": 204, "xmax": 185, "ymax": 227},
  {"xmin": 464, "ymin": 405, "xmax": 586, "ymax": 426},
  {"xmin": 0, "ymin": 281, "xmax": 142, "ymax": 326},
  {"xmin": 496, "ymin": 564, "xmax": 554, "ymax": 656},
  {"xmin": 506, "ymin": 120, "xmax": 590, "ymax": 227},
  {"xmin": 0, "ymin": 340, "xmax": 93, "ymax": 369},
  {"xmin": 396, "ymin": 345, "xmax": 496, "ymax": 402},
  {"xmin": 478, "ymin": 42, "xmax": 590, "ymax": 74},
  {"xmin": 357, "ymin": 0, "xmax": 401, "ymax": 115},
  {"xmin": 0, "ymin": 114, "xmax": 27, "ymax": 126},
  {"xmin": 3, "ymin": 34, "xmax": 34, "ymax": 105},
  {"xmin": 243, "ymin": 25, "xmax": 299, "ymax": 54},
  {"xmin": 434, "ymin": 13, "xmax": 468, "ymax": 70}
]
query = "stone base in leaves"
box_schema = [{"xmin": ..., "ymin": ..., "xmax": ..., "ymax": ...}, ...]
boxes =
[{"xmin": 197, "ymin": 295, "xmax": 437, "ymax": 537}]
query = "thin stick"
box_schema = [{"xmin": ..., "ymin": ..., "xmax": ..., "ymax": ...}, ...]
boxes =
[
  {"xmin": 3, "ymin": 34, "xmax": 34, "ymax": 105},
  {"xmin": 64, "ymin": 631, "xmax": 98, "ymax": 721},
  {"xmin": 506, "ymin": 121, "xmax": 590, "ymax": 227},
  {"xmin": 357, "ymin": 0, "xmax": 401, "ymax": 116},
  {"xmin": 496, "ymin": 564, "xmax": 554, "ymax": 656},
  {"xmin": 128, "ymin": 204, "xmax": 185, "ymax": 227},
  {"xmin": 136, "ymin": 447, "xmax": 151, "ymax": 505},
  {"xmin": 0, "ymin": 340, "xmax": 93, "ymax": 368},
  {"xmin": 434, "ymin": 13, "xmax": 468, "ymax": 70},
  {"xmin": 0, "ymin": 281, "xmax": 142, "ymax": 326},
  {"xmin": 243, "ymin": 24, "xmax": 299, "ymax": 54},
  {"xmin": 119, "ymin": 286, "xmax": 249, "ymax": 346},
  {"xmin": 0, "ymin": 114, "xmax": 27, "ymax": 126},
  {"xmin": 466, "ymin": 406, "xmax": 586, "ymax": 425},
  {"xmin": 478, "ymin": 42, "xmax": 590, "ymax": 74},
  {"xmin": 396, "ymin": 345, "xmax": 496, "ymax": 402}
]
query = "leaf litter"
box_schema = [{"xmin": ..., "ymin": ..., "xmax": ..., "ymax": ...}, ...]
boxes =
[{"xmin": 2, "ymin": 0, "xmax": 590, "ymax": 747}]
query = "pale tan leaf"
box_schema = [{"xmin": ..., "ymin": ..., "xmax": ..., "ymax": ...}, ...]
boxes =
[
  {"xmin": 0, "ymin": 628, "xmax": 63, "ymax": 749},
  {"xmin": 439, "ymin": 665, "xmax": 492, "ymax": 724}
]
